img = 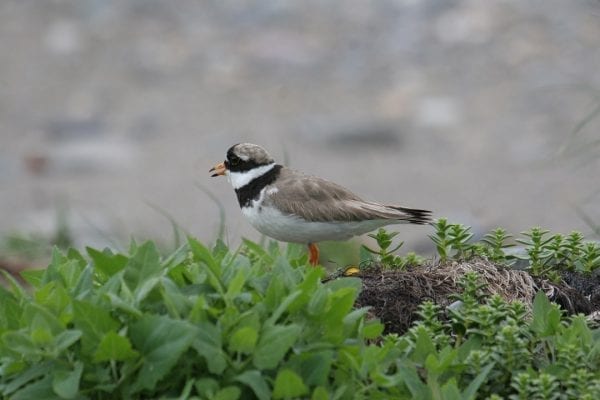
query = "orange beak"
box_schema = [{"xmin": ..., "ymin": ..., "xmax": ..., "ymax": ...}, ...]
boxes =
[{"xmin": 209, "ymin": 162, "xmax": 227, "ymax": 177}]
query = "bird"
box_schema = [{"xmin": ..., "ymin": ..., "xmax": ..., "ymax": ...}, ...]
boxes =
[{"xmin": 210, "ymin": 143, "xmax": 432, "ymax": 266}]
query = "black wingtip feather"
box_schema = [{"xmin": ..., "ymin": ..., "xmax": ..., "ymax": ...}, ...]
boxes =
[{"xmin": 391, "ymin": 206, "xmax": 433, "ymax": 225}]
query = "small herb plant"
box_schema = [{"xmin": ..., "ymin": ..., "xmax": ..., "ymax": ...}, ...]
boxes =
[{"xmin": 362, "ymin": 229, "xmax": 426, "ymax": 269}]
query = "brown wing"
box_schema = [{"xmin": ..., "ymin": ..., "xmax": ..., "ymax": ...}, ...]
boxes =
[{"xmin": 266, "ymin": 167, "xmax": 431, "ymax": 223}]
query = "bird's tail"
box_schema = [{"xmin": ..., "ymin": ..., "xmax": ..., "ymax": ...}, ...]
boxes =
[{"xmin": 389, "ymin": 206, "xmax": 432, "ymax": 225}]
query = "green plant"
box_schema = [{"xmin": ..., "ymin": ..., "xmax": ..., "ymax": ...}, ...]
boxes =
[
  {"xmin": 516, "ymin": 227, "xmax": 557, "ymax": 278},
  {"xmin": 0, "ymin": 239, "xmax": 387, "ymax": 399},
  {"xmin": 429, "ymin": 219, "xmax": 475, "ymax": 262},
  {"xmin": 363, "ymin": 228, "xmax": 404, "ymax": 267},
  {"xmin": 580, "ymin": 241, "xmax": 600, "ymax": 272},
  {"xmin": 480, "ymin": 228, "xmax": 515, "ymax": 265},
  {"xmin": 563, "ymin": 231, "xmax": 584, "ymax": 271},
  {"xmin": 394, "ymin": 274, "xmax": 600, "ymax": 399}
]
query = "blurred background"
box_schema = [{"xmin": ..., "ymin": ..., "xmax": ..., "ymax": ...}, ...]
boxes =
[{"xmin": 1, "ymin": 0, "xmax": 599, "ymax": 267}]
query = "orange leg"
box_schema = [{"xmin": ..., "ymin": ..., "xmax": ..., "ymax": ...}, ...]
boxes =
[{"xmin": 308, "ymin": 243, "xmax": 320, "ymax": 267}]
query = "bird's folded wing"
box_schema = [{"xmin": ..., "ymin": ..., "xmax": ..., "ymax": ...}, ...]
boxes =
[{"xmin": 266, "ymin": 169, "xmax": 419, "ymax": 223}]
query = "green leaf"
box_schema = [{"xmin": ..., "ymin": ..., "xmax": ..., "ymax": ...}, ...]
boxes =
[
  {"xmin": 265, "ymin": 290, "xmax": 302, "ymax": 325},
  {"xmin": 20, "ymin": 269, "xmax": 45, "ymax": 288},
  {"xmin": 53, "ymin": 330, "xmax": 82, "ymax": 353},
  {"xmin": 273, "ymin": 369, "xmax": 309, "ymax": 399},
  {"xmin": 311, "ymin": 386, "xmax": 330, "ymax": 400},
  {"xmin": 72, "ymin": 300, "xmax": 119, "ymax": 353},
  {"xmin": 462, "ymin": 363, "xmax": 494, "ymax": 400},
  {"xmin": 188, "ymin": 238, "xmax": 224, "ymax": 295},
  {"xmin": 0, "ymin": 269, "xmax": 29, "ymax": 301},
  {"xmin": 11, "ymin": 375, "xmax": 59, "ymax": 400},
  {"xmin": 363, "ymin": 321, "xmax": 384, "ymax": 339},
  {"xmin": 234, "ymin": 370, "xmax": 271, "ymax": 400},
  {"xmin": 214, "ymin": 386, "xmax": 241, "ymax": 400},
  {"xmin": 412, "ymin": 327, "xmax": 436, "ymax": 364},
  {"xmin": 397, "ymin": 360, "xmax": 431, "ymax": 399},
  {"xmin": 192, "ymin": 322, "xmax": 227, "ymax": 374},
  {"xmin": 123, "ymin": 241, "xmax": 163, "ymax": 291},
  {"xmin": 243, "ymin": 238, "xmax": 274, "ymax": 264},
  {"xmin": 2, "ymin": 331, "xmax": 37, "ymax": 355},
  {"xmin": 52, "ymin": 362, "xmax": 83, "ymax": 399},
  {"xmin": 229, "ymin": 326, "xmax": 258, "ymax": 354},
  {"xmin": 86, "ymin": 247, "xmax": 128, "ymax": 277},
  {"xmin": 440, "ymin": 378, "xmax": 462, "ymax": 400},
  {"xmin": 93, "ymin": 331, "xmax": 139, "ymax": 362},
  {"xmin": 289, "ymin": 350, "xmax": 334, "ymax": 386},
  {"xmin": 129, "ymin": 315, "xmax": 197, "ymax": 392},
  {"xmin": 253, "ymin": 324, "xmax": 301, "ymax": 370},
  {"xmin": 1, "ymin": 362, "xmax": 53, "ymax": 396},
  {"xmin": 225, "ymin": 267, "xmax": 247, "ymax": 300}
]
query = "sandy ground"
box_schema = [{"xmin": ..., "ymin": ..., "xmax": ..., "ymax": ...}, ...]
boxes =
[{"xmin": 0, "ymin": 0, "xmax": 599, "ymax": 257}]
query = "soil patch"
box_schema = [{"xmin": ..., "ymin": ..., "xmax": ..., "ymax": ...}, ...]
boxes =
[{"xmin": 351, "ymin": 259, "xmax": 598, "ymax": 335}]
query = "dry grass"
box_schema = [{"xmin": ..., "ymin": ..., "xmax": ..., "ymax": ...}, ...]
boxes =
[{"xmin": 352, "ymin": 258, "xmax": 594, "ymax": 334}]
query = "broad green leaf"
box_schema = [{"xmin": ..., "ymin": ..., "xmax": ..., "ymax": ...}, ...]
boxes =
[
  {"xmin": 462, "ymin": 363, "xmax": 494, "ymax": 400},
  {"xmin": 34, "ymin": 282, "xmax": 71, "ymax": 325},
  {"xmin": 0, "ymin": 269, "xmax": 29, "ymax": 301},
  {"xmin": 188, "ymin": 238, "xmax": 224, "ymax": 294},
  {"xmin": 440, "ymin": 378, "xmax": 462, "ymax": 400},
  {"xmin": 11, "ymin": 375, "xmax": 59, "ymax": 400},
  {"xmin": 2, "ymin": 362, "xmax": 53, "ymax": 396},
  {"xmin": 52, "ymin": 362, "xmax": 83, "ymax": 399},
  {"xmin": 86, "ymin": 247, "xmax": 128, "ymax": 277},
  {"xmin": 234, "ymin": 370, "xmax": 271, "ymax": 400},
  {"xmin": 225, "ymin": 267, "xmax": 247, "ymax": 300},
  {"xmin": 307, "ymin": 286, "xmax": 328, "ymax": 316},
  {"xmin": 323, "ymin": 276, "xmax": 362, "ymax": 293},
  {"xmin": 397, "ymin": 360, "xmax": 431, "ymax": 399},
  {"xmin": 531, "ymin": 291, "xmax": 562, "ymax": 335},
  {"xmin": 363, "ymin": 320, "xmax": 384, "ymax": 339},
  {"xmin": 123, "ymin": 241, "xmax": 163, "ymax": 292},
  {"xmin": 54, "ymin": 330, "xmax": 82, "ymax": 353},
  {"xmin": 311, "ymin": 386, "xmax": 330, "ymax": 400},
  {"xmin": 253, "ymin": 324, "xmax": 301, "ymax": 370},
  {"xmin": 194, "ymin": 377, "xmax": 219, "ymax": 398},
  {"xmin": 229, "ymin": 326, "xmax": 258, "ymax": 354},
  {"xmin": 192, "ymin": 322, "xmax": 227, "ymax": 374},
  {"xmin": 93, "ymin": 331, "xmax": 139, "ymax": 362},
  {"xmin": 72, "ymin": 264, "xmax": 94, "ymax": 298},
  {"xmin": 42, "ymin": 247, "xmax": 68, "ymax": 285},
  {"xmin": 412, "ymin": 327, "xmax": 436, "ymax": 364},
  {"xmin": 72, "ymin": 300, "xmax": 119, "ymax": 353},
  {"xmin": 0, "ymin": 295, "xmax": 22, "ymax": 331},
  {"xmin": 20, "ymin": 269, "xmax": 45, "ymax": 288},
  {"xmin": 57, "ymin": 259, "xmax": 84, "ymax": 290},
  {"xmin": 265, "ymin": 290, "xmax": 302, "ymax": 325},
  {"xmin": 23, "ymin": 303, "xmax": 64, "ymax": 337},
  {"xmin": 273, "ymin": 369, "xmax": 308, "ymax": 399},
  {"xmin": 289, "ymin": 350, "xmax": 334, "ymax": 386},
  {"xmin": 130, "ymin": 315, "xmax": 197, "ymax": 392},
  {"xmin": 103, "ymin": 292, "xmax": 143, "ymax": 318},
  {"xmin": 214, "ymin": 386, "xmax": 241, "ymax": 400},
  {"xmin": 243, "ymin": 238, "xmax": 274, "ymax": 264},
  {"xmin": 2, "ymin": 331, "xmax": 37, "ymax": 355}
]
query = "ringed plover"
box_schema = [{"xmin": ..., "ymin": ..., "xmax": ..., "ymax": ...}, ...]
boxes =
[{"xmin": 210, "ymin": 143, "xmax": 431, "ymax": 266}]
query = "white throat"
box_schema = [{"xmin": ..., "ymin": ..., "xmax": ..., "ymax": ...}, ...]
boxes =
[{"xmin": 228, "ymin": 163, "xmax": 276, "ymax": 190}]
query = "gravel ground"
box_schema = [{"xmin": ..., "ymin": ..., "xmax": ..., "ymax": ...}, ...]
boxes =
[{"xmin": 0, "ymin": 0, "xmax": 599, "ymax": 254}]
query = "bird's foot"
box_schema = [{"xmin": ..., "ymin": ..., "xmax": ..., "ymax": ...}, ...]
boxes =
[{"xmin": 308, "ymin": 243, "xmax": 320, "ymax": 267}]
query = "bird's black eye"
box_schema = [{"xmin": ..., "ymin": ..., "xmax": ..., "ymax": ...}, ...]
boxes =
[{"xmin": 229, "ymin": 155, "xmax": 240, "ymax": 166}]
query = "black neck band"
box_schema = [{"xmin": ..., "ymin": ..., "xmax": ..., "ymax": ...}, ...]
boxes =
[{"xmin": 235, "ymin": 165, "xmax": 282, "ymax": 208}]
